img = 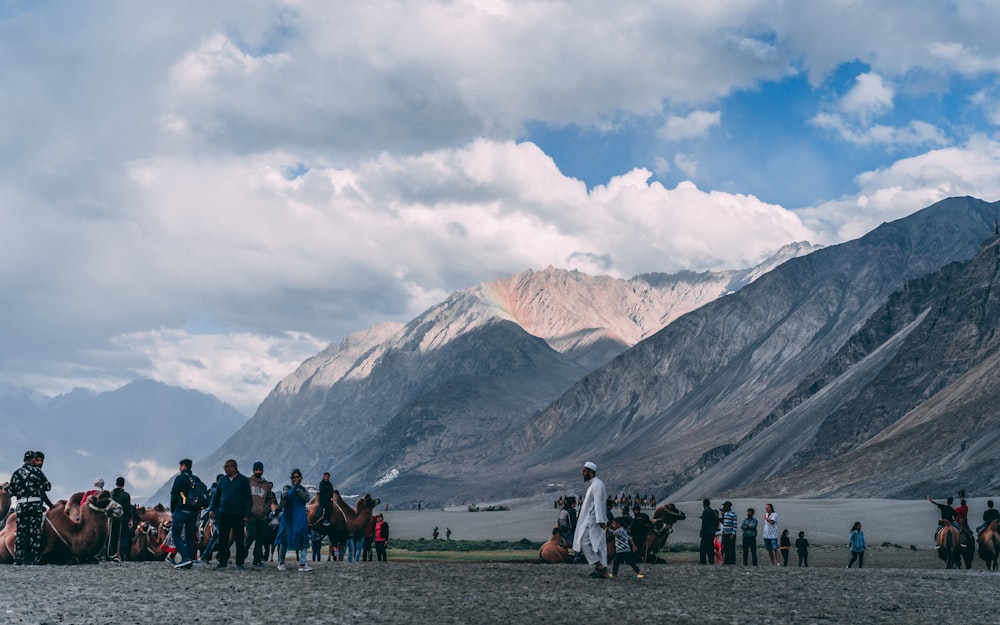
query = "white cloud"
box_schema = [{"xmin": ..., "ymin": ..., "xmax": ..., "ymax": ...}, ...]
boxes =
[
  {"xmin": 124, "ymin": 459, "xmax": 181, "ymax": 498},
  {"xmin": 839, "ymin": 72, "xmax": 894, "ymax": 118},
  {"xmin": 928, "ymin": 42, "xmax": 1000, "ymax": 76},
  {"xmin": 659, "ymin": 110, "xmax": 722, "ymax": 141},
  {"xmin": 113, "ymin": 329, "xmax": 328, "ymax": 415},
  {"xmin": 798, "ymin": 135, "xmax": 1000, "ymax": 241},
  {"xmin": 674, "ymin": 153, "xmax": 700, "ymax": 178},
  {"xmin": 0, "ymin": 139, "xmax": 819, "ymax": 410},
  {"xmin": 5, "ymin": 1, "xmax": 1000, "ymax": 414},
  {"xmin": 811, "ymin": 113, "xmax": 947, "ymax": 148}
]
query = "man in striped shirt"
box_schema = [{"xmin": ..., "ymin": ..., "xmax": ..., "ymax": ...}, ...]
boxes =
[{"xmin": 721, "ymin": 501, "xmax": 738, "ymax": 565}]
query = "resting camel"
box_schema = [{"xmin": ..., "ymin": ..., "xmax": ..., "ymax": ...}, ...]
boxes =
[
  {"xmin": 538, "ymin": 528, "xmax": 573, "ymax": 563},
  {"xmin": 307, "ymin": 491, "xmax": 380, "ymax": 557},
  {"xmin": 979, "ymin": 519, "xmax": 1000, "ymax": 571},
  {"xmin": 0, "ymin": 490, "xmax": 123, "ymax": 564},
  {"xmin": 134, "ymin": 503, "xmax": 171, "ymax": 527},
  {"xmin": 538, "ymin": 526, "xmax": 616, "ymax": 564},
  {"xmin": 130, "ymin": 520, "xmax": 171, "ymax": 562}
]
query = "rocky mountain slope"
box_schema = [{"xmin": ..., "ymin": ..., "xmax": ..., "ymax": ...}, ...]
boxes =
[
  {"xmin": 504, "ymin": 196, "xmax": 1000, "ymax": 500},
  {"xmin": 676, "ymin": 233, "xmax": 1000, "ymax": 499}
]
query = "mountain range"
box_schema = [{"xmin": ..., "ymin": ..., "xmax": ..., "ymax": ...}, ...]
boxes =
[
  {"xmin": 160, "ymin": 196, "xmax": 1000, "ymax": 507},
  {"xmin": 0, "ymin": 379, "xmax": 246, "ymax": 499},
  {"xmin": 157, "ymin": 243, "xmax": 815, "ymax": 504}
]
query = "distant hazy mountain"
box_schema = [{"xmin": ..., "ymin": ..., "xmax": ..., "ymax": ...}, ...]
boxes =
[
  {"xmin": 181, "ymin": 245, "xmax": 817, "ymax": 506},
  {"xmin": 0, "ymin": 379, "xmax": 246, "ymax": 500}
]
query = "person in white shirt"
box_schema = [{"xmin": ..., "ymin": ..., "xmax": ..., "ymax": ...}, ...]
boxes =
[
  {"xmin": 572, "ymin": 461, "xmax": 609, "ymax": 578},
  {"xmin": 762, "ymin": 502, "xmax": 779, "ymax": 565}
]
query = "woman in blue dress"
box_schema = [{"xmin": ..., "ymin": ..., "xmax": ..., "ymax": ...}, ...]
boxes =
[{"xmin": 274, "ymin": 468, "xmax": 312, "ymax": 571}]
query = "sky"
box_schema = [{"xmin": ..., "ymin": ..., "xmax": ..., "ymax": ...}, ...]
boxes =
[{"xmin": 4, "ymin": 1, "xmax": 1000, "ymax": 416}]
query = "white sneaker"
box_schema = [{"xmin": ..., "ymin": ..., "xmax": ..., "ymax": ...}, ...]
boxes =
[
  {"xmin": 276, "ymin": 564, "xmax": 286, "ymax": 571},
  {"xmin": 298, "ymin": 564, "xmax": 312, "ymax": 572}
]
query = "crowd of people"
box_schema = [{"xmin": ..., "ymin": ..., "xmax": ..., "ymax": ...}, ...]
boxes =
[
  {"xmin": 4, "ymin": 453, "xmax": 390, "ymax": 570},
  {"xmin": 558, "ymin": 461, "xmax": 870, "ymax": 576}
]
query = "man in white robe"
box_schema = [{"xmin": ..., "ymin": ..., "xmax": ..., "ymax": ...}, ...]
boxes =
[{"xmin": 572, "ymin": 461, "xmax": 608, "ymax": 578}]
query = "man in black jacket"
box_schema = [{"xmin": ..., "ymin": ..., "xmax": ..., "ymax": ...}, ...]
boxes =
[
  {"xmin": 209, "ymin": 459, "xmax": 253, "ymax": 569},
  {"xmin": 699, "ymin": 498, "xmax": 718, "ymax": 564},
  {"xmin": 108, "ymin": 477, "xmax": 132, "ymax": 561},
  {"xmin": 169, "ymin": 458, "xmax": 201, "ymax": 569}
]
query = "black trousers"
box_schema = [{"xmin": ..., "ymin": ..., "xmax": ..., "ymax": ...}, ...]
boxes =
[
  {"xmin": 722, "ymin": 533, "xmax": 737, "ymax": 564},
  {"xmin": 848, "ymin": 550, "xmax": 864, "ymax": 568},
  {"xmin": 742, "ymin": 537, "xmax": 758, "ymax": 565},
  {"xmin": 699, "ymin": 534, "xmax": 715, "ymax": 564},
  {"xmin": 245, "ymin": 518, "xmax": 270, "ymax": 565},
  {"xmin": 215, "ymin": 513, "xmax": 247, "ymax": 566}
]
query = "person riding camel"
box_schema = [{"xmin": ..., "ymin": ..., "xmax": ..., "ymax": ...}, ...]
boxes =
[{"xmin": 928, "ymin": 495, "xmax": 957, "ymax": 543}]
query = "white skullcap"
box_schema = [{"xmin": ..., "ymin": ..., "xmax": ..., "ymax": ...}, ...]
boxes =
[
  {"xmin": 94, "ymin": 478, "xmax": 105, "ymax": 488},
  {"xmin": 583, "ymin": 461, "xmax": 597, "ymax": 472}
]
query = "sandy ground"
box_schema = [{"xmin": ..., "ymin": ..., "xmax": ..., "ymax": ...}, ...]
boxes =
[
  {"xmin": 1, "ymin": 499, "xmax": 996, "ymax": 625},
  {"xmin": 0, "ymin": 548, "xmax": 997, "ymax": 625}
]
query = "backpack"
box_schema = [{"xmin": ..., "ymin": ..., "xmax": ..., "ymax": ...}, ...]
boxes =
[{"xmin": 185, "ymin": 475, "xmax": 210, "ymax": 509}]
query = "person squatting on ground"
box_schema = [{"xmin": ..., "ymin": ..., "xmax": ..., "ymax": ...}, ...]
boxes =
[
  {"xmin": 698, "ymin": 498, "xmax": 718, "ymax": 564},
  {"xmin": 848, "ymin": 521, "xmax": 865, "ymax": 568},
  {"xmin": 169, "ymin": 458, "xmax": 201, "ymax": 569},
  {"xmin": 108, "ymin": 476, "xmax": 132, "ymax": 561},
  {"xmin": 8, "ymin": 450, "xmax": 53, "ymax": 565},
  {"xmin": 274, "ymin": 468, "xmax": 312, "ymax": 572},
  {"xmin": 720, "ymin": 501, "xmax": 737, "ymax": 565},
  {"xmin": 572, "ymin": 461, "xmax": 609, "ymax": 578},
  {"xmin": 763, "ymin": 503, "xmax": 780, "ymax": 565},
  {"xmin": 245, "ymin": 461, "xmax": 277, "ymax": 567},
  {"xmin": 209, "ymin": 459, "xmax": 252, "ymax": 569},
  {"xmin": 374, "ymin": 513, "xmax": 389, "ymax": 561},
  {"xmin": 741, "ymin": 507, "xmax": 758, "ymax": 566},
  {"xmin": 609, "ymin": 517, "xmax": 643, "ymax": 579}
]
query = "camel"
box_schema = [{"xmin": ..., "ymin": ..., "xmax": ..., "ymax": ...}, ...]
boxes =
[
  {"xmin": 643, "ymin": 503, "xmax": 686, "ymax": 561},
  {"xmin": 538, "ymin": 526, "xmax": 616, "ymax": 564},
  {"xmin": 0, "ymin": 490, "xmax": 123, "ymax": 564},
  {"xmin": 978, "ymin": 519, "xmax": 1000, "ymax": 571},
  {"xmin": 538, "ymin": 528, "xmax": 573, "ymax": 563},
  {"xmin": 307, "ymin": 490, "xmax": 380, "ymax": 557},
  {"xmin": 130, "ymin": 520, "xmax": 171, "ymax": 561},
  {"xmin": 134, "ymin": 503, "xmax": 171, "ymax": 527},
  {"xmin": 936, "ymin": 524, "xmax": 969, "ymax": 569}
]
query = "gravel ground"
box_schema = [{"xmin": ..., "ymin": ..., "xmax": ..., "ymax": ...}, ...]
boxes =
[{"xmin": 1, "ymin": 546, "xmax": 997, "ymax": 625}]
